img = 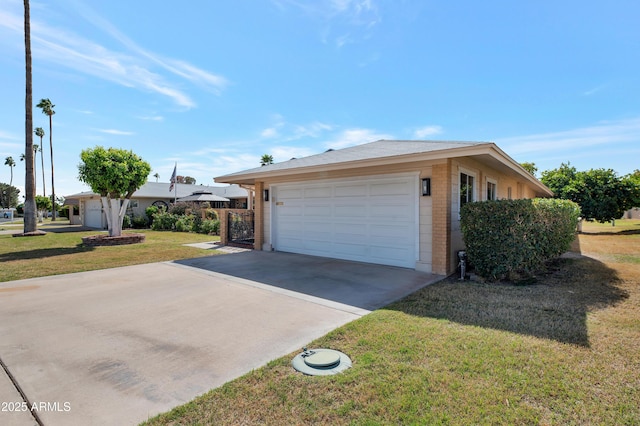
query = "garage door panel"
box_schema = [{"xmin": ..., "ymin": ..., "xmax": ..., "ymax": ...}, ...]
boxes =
[
  {"xmin": 279, "ymin": 188, "xmax": 303, "ymax": 199},
  {"xmin": 370, "ymin": 181, "xmax": 412, "ymax": 196},
  {"xmin": 273, "ymin": 175, "xmax": 417, "ymax": 268},
  {"xmin": 304, "ymin": 186, "xmax": 332, "ymax": 198},
  {"xmin": 335, "ymin": 184, "xmax": 368, "ymax": 197},
  {"xmin": 304, "ymin": 204, "xmax": 332, "ymax": 217}
]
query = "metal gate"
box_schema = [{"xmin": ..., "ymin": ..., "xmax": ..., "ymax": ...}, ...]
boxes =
[{"xmin": 228, "ymin": 210, "xmax": 254, "ymax": 247}]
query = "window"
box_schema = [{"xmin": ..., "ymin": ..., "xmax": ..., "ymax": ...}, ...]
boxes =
[
  {"xmin": 460, "ymin": 172, "xmax": 475, "ymax": 209},
  {"xmin": 487, "ymin": 180, "xmax": 497, "ymax": 200},
  {"xmin": 129, "ymin": 200, "xmax": 139, "ymax": 208},
  {"xmin": 507, "ymin": 187, "xmax": 512, "ymax": 200}
]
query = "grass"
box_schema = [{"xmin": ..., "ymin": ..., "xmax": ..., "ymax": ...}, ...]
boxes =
[
  {"xmin": 0, "ymin": 224, "xmax": 221, "ymax": 282},
  {"xmin": 142, "ymin": 219, "xmax": 640, "ymax": 425}
]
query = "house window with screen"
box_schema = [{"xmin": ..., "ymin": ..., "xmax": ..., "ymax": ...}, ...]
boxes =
[
  {"xmin": 460, "ymin": 172, "xmax": 475, "ymax": 210},
  {"xmin": 487, "ymin": 180, "xmax": 497, "ymax": 200}
]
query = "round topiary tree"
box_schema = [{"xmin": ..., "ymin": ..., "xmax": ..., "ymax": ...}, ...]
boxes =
[{"xmin": 78, "ymin": 146, "xmax": 151, "ymax": 237}]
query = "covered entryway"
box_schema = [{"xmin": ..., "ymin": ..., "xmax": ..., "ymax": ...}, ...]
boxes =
[
  {"xmin": 271, "ymin": 174, "xmax": 418, "ymax": 268},
  {"xmin": 84, "ymin": 198, "xmax": 103, "ymax": 229}
]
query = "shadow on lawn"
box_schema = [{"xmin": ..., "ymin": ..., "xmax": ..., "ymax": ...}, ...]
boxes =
[
  {"xmin": 0, "ymin": 244, "xmax": 94, "ymax": 261},
  {"xmin": 388, "ymin": 256, "xmax": 628, "ymax": 347}
]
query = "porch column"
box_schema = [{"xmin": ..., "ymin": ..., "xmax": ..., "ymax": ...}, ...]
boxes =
[
  {"xmin": 254, "ymin": 181, "xmax": 264, "ymax": 250},
  {"xmin": 432, "ymin": 161, "xmax": 452, "ymax": 275}
]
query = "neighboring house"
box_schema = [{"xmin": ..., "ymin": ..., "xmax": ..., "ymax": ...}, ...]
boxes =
[
  {"xmin": 65, "ymin": 182, "xmax": 249, "ymax": 229},
  {"xmin": 215, "ymin": 140, "xmax": 553, "ymax": 276},
  {"xmin": 624, "ymin": 208, "xmax": 640, "ymax": 219}
]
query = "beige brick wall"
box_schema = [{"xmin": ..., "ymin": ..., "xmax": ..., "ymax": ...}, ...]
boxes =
[{"xmin": 431, "ymin": 160, "xmax": 452, "ymax": 275}]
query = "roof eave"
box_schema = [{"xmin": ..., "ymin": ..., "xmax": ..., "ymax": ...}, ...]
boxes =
[{"xmin": 214, "ymin": 143, "xmax": 495, "ymax": 185}]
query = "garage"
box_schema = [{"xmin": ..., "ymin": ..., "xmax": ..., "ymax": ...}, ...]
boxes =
[
  {"xmin": 271, "ymin": 174, "xmax": 418, "ymax": 268},
  {"xmin": 84, "ymin": 199, "xmax": 104, "ymax": 229}
]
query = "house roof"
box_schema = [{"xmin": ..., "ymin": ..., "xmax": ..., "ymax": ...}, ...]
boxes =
[
  {"xmin": 64, "ymin": 182, "xmax": 248, "ymax": 202},
  {"xmin": 176, "ymin": 191, "xmax": 230, "ymax": 202},
  {"xmin": 214, "ymin": 139, "xmax": 552, "ymax": 197}
]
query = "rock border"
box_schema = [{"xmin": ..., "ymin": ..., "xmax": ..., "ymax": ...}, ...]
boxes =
[{"xmin": 82, "ymin": 233, "xmax": 146, "ymax": 247}]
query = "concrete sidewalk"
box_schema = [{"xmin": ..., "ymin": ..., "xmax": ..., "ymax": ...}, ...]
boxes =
[{"xmin": 0, "ymin": 252, "xmax": 441, "ymax": 425}]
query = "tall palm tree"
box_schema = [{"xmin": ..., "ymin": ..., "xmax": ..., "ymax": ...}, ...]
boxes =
[
  {"xmin": 4, "ymin": 156, "xmax": 15, "ymax": 207},
  {"xmin": 36, "ymin": 98, "xmax": 56, "ymax": 220},
  {"xmin": 23, "ymin": 0, "xmax": 37, "ymax": 232},
  {"xmin": 153, "ymin": 172, "xmax": 160, "ymax": 182},
  {"xmin": 34, "ymin": 127, "xmax": 46, "ymax": 196},
  {"xmin": 19, "ymin": 143, "xmax": 40, "ymax": 195}
]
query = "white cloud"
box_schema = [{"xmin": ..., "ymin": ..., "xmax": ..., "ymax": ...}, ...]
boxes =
[
  {"xmin": 0, "ymin": 4, "xmax": 227, "ymax": 108},
  {"xmin": 413, "ymin": 125, "xmax": 443, "ymax": 139},
  {"xmin": 270, "ymin": 145, "xmax": 318, "ymax": 161},
  {"xmin": 97, "ymin": 129, "xmax": 135, "ymax": 136},
  {"xmin": 496, "ymin": 117, "xmax": 640, "ymax": 155},
  {"xmin": 259, "ymin": 115, "xmax": 333, "ymax": 141},
  {"xmin": 272, "ymin": 0, "xmax": 380, "ymax": 47},
  {"xmin": 261, "ymin": 127, "xmax": 280, "ymax": 138},
  {"xmin": 324, "ymin": 128, "xmax": 392, "ymax": 149},
  {"xmin": 137, "ymin": 115, "xmax": 164, "ymax": 122}
]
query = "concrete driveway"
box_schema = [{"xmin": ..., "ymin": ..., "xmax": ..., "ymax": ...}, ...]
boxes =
[{"xmin": 0, "ymin": 251, "xmax": 441, "ymax": 426}]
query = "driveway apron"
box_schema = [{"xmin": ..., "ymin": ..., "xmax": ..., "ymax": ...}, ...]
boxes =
[{"xmin": 0, "ymin": 251, "xmax": 440, "ymax": 425}]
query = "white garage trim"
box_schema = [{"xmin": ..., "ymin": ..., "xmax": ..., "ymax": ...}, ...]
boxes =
[{"xmin": 270, "ymin": 173, "xmax": 419, "ymax": 268}]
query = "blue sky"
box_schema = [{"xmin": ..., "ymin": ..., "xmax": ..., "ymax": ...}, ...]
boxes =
[{"xmin": 1, "ymin": 0, "xmax": 639, "ymax": 199}]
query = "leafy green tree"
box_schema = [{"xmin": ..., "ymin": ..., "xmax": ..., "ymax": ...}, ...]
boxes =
[
  {"xmin": 176, "ymin": 175, "xmax": 196, "ymax": 184},
  {"xmin": 626, "ymin": 170, "xmax": 640, "ymax": 208},
  {"xmin": 520, "ymin": 162, "xmax": 538, "ymax": 177},
  {"xmin": 78, "ymin": 146, "xmax": 151, "ymax": 236},
  {"xmin": 0, "ymin": 183, "xmax": 20, "ymax": 209},
  {"xmin": 36, "ymin": 98, "xmax": 56, "ymax": 220},
  {"xmin": 22, "ymin": 0, "xmax": 37, "ymax": 233},
  {"xmin": 34, "ymin": 127, "xmax": 46, "ymax": 196},
  {"xmin": 541, "ymin": 164, "xmax": 638, "ymax": 223},
  {"xmin": 36, "ymin": 195, "xmax": 52, "ymax": 213},
  {"xmin": 260, "ymin": 154, "xmax": 274, "ymax": 166}
]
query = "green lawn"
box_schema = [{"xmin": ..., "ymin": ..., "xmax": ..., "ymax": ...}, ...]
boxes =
[
  {"xmin": 0, "ymin": 226, "xmax": 221, "ymax": 282},
  {"xmin": 142, "ymin": 220, "xmax": 640, "ymax": 425}
]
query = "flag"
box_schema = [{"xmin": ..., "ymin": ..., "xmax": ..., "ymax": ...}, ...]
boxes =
[{"xmin": 169, "ymin": 163, "xmax": 177, "ymax": 192}]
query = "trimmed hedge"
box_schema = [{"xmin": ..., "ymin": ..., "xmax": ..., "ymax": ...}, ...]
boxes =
[{"xmin": 460, "ymin": 198, "xmax": 580, "ymax": 281}]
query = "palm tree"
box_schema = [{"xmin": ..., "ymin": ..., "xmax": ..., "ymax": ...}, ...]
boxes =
[
  {"xmin": 20, "ymin": 143, "xmax": 40, "ymax": 194},
  {"xmin": 23, "ymin": 0, "xmax": 37, "ymax": 233},
  {"xmin": 34, "ymin": 127, "xmax": 46, "ymax": 196},
  {"xmin": 4, "ymin": 156, "xmax": 15, "ymax": 207},
  {"xmin": 153, "ymin": 172, "xmax": 160, "ymax": 182},
  {"xmin": 36, "ymin": 98, "xmax": 56, "ymax": 220},
  {"xmin": 260, "ymin": 154, "xmax": 274, "ymax": 166}
]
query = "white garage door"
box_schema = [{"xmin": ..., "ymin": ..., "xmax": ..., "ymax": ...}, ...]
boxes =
[
  {"xmin": 84, "ymin": 199, "xmax": 103, "ymax": 229},
  {"xmin": 272, "ymin": 174, "xmax": 417, "ymax": 268}
]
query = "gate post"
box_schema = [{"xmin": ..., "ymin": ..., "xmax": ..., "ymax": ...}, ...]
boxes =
[
  {"xmin": 254, "ymin": 181, "xmax": 264, "ymax": 250},
  {"xmin": 219, "ymin": 209, "xmax": 229, "ymax": 246}
]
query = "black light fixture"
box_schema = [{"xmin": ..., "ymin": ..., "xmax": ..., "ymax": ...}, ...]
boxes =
[
  {"xmin": 421, "ymin": 178, "xmax": 431, "ymax": 196},
  {"xmin": 263, "ymin": 189, "xmax": 269, "ymax": 201}
]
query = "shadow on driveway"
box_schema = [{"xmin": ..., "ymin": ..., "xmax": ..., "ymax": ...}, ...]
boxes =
[{"xmin": 175, "ymin": 251, "xmax": 443, "ymax": 311}]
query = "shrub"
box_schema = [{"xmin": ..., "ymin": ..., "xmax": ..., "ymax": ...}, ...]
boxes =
[
  {"xmin": 200, "ymin": 219, "xmax": 220, "ymax": 235},
  {"xmin": 460, "ymin": 198, "xmax": 580, "ymax": 281},
  {"xmin": 169, "ymin": 202, "xmax": 189, "ymax": 216},
  {"xmin": 174, "ymin": 216, "xmax": 193, "ymax": 232},
  {"xmin": 151, "ymin": 211, "xmax": 179, "ymax": 231},
  {"xmin": 205, "ymin": 208, "xmax": 219, "ymax": 220},
  {"xmin": 122, "ymin": 214, "xmax": 132, "ymax": 229},
  {"xmin": 131, "ymin": 215, "xmax": 149, "ymax": 229},
  {"xmin": 145, "ymin": 206, "xmax": 159, "ymax": 226}
]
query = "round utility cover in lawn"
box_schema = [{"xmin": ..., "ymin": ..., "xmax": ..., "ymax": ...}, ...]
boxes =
[{"xmin": 292, "ymin": 348, "xmax": 352, "ymax": 376}]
